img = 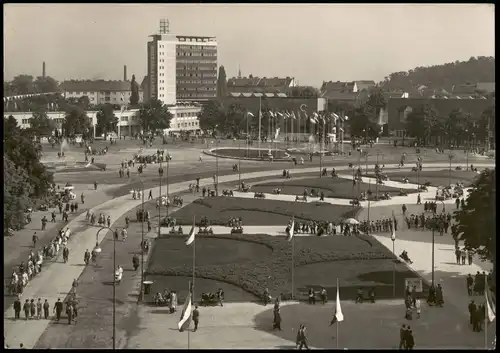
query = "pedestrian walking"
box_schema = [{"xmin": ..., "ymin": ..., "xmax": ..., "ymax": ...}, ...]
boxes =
[
  {"xmin": 273, "ymin": 307, "xmax": 282, "ymax": 331},
  {"xmin": 192, "ymin": 305, "xmax": 200, "ymax": 332},
  {"xmin": 107, "ymin": 216, "xmax": 111, "ymax": 228},
  {"xmin": 36, "ymin": 298, "xmax": 42, "ymax": 319},
  {"xmin": 399, "ymin": 324, "xmax": 407, "ymax": 349},
  {"xmin": 148, "ymin": 190, "xmax": 153, "ymax": 200},
  {"xmin": 43, "ymin": 299, "xmax": 50, "ymax": 319},
  {"xmin": 147, "ymin": 220, "xmax": 152, "ymax": 232},
  {"xmin": 81, "ymin": 192, "xmax": 85, "ymax": 204},
  {"xmin": 13, "ymin": 297, "xmax": 21, "ymax": 320},
  {"xmin": 23, "ymin": 299, "xmax": 30, "ymax": 320},
  {"xmin": 32, "ymin": 232, "xmax": 38, "ymax": 248},
  {"xmin": 415, "ymin": 298, "xmax": 421, "ymax": 319},
  {"xmin": 298, "ymin": 325, "xmax": 309, "ymax": 350},
  {"xmin": 66, "ymin": 302, "xmax": 73, "ymax": 325},
  {"xmin": 54, "ymin": 298, "xmax": 63, "ymax": 321}
]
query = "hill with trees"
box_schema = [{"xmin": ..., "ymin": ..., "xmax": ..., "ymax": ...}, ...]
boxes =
[{"xmin": 380, "ymin": 56, "xmax": 495, "ymax": 92}]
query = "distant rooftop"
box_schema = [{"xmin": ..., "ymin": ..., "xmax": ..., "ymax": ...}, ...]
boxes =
[{"xmin": 60, "ymin": 80, "xmax": 143, "ymax": 92}]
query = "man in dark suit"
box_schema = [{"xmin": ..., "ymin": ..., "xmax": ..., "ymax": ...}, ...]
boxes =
[
  {"xmin": 468, "ymin": 300, "xmax": 477, "ymax": 330},
  {"xmin": 53, "ymin": 298, "xmax": 63, "ymax": 321},
  {"xmin": 192, "ymin": 305, "xmax": 200, "ymax": 332},
  {"xmin": 399, "ymin": 324, "xmax": 407, "ymax": 349},
  {"xmin": 13, "ymin": 297, "xmax": 21, "ymax": 320}
]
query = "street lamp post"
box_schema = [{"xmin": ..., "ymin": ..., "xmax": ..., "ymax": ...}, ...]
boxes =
[
  {"xmin": 431, "ymin": 223, "xmax": 436, "ymax": 286},
  {"xmin": 215, "ymin": 139, "xmax": 219, "ymax": 196},
  {"xmin": 448, "ymin": 153, "xmax": 454, "ymax": 185},
  {"xmin": 95, "ymin": 226, "xmax": 117, "ymax": 349},
  {"xmin": 392, "ymin": 237, "xmax": 396, "ymax": 297},
  {"xmin": 138, "ymin": 180, "xmax": 145, "ymax": 302},
  {"xmin": 158, "ymin": 159, "xmax": 163, "ymax": 238},
  {"xmin": 238, "ymin": 140, "xmax": 242, "ymax": 190}
]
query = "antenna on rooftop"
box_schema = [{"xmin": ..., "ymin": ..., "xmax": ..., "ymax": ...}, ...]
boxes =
[{"xmin": 159, "ymin": 18, "xmax": 170, "ymax": 34}]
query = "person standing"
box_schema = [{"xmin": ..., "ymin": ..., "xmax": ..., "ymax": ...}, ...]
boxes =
[
  {"xmin": 466, "ymin": 275, "xmax": 474, "ymax": 296},
  {"xmin": 53, "ymin": 298, "xmax": 63, "ymax": 321},
  {"xmin": 63, "ymin": 246, "xmax": 70, "ymax": 263},
  {"xmin": 296, "ymin": 325, "xmax": 303, "ymax": 348},
  {"xmin": 399, "ymin": 324, "xmax": 407, "ymax": 349},
  {"xmin": 298, "ymin": 325, "xmax": 309, "ymax": 350},
  {"xmin": 148, "ymin": 190, "xmax": 153, "ymax": 200},
  {"xmin": 13, "ymin": 297, "xmax": 21, "ymax": 320},
  {"xmin": 43, "ymin": 299, "xmax": 50, "ymax": 319},
  {"xmin": 23, "ymin": 299, "xmax": 30, "ymax": 320},
  {"xmin": 81, "ymin": 192, "xmax": 85, "ymax": 204},
  {"xmin": 406, "ymin": 329, "xmax": 415, "ymax": 349},
  {"xmin": 66, "ymin": 302, "xmax": 73, "ymax": 325},
  {"xmin": 468, "ymin": 300, "xmax": 477, "ymax": 330},
  {"xmin": 32, "ymin": 232, "xmax": 38, "ymax": 248},
  {"xmin": 192, "ymin": 305, "xmax": 200, "ymax": 332},
  {"xmin": 36, "ymin": 298, "xmax": 43, "ymax": 319},
  {"xmin": 415, "ymin": 298, "xmax": 421, "ymax": 319},
  {"xmin": 30, "ymin": 299, "xmax": 36, "ymax": 319},
  {"xmin": 273, "ymin": 306, "xmax": 282, "ymax": 331},
  {"xmin": 217, "ymin": 288, "xmax": 224, "ymax": 307}
]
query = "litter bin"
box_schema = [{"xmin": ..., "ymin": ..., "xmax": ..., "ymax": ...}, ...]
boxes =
[{"xmin": 143, "ymin": 281, "xmax": 153, "ymax": 295}]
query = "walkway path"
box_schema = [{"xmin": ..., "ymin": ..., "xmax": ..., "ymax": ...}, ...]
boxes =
[{"xmin": 4, "ymin": 162, "xmax": 494, "ymax": 348}]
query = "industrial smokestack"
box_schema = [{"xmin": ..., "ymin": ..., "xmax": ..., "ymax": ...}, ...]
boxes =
[
  {"xmin": 43, "ymin": 62, "xmax": 46, "ymax": 79},
  {"xmin": 124, "ymin": 65, "xmax": 127, "ymax": 81}
]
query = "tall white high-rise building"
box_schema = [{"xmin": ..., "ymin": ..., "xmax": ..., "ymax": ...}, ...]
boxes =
[{"xmin": 146, "ymin": 19, "xmax": 218, "ymax": 105}]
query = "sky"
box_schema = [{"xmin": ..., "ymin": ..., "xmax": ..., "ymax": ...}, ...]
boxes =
[{"xmin": 4, "ymin": 3, "xmax": 495, "ymax": 87}]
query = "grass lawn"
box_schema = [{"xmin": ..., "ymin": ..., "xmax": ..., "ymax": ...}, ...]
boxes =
[
  {"xmin": 168, "ymin": 197, "xmax": 359, "ymax": 225},
  {"xmin": 146, "ymin": 233, "xmax": 426, "ymax": 303},
  {"xmin": 210, "ymin": 148, "xmax": 290, "ymax": 160},
  {"xmin": 251, "ymin": 177, "xmax": 417, "ymax": 200},
  {"xmin": 365, "ymin": 169, "xmax": 479, "ymax": 187}
]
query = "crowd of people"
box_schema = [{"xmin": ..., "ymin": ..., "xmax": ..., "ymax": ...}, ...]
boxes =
[{"xmin": 285, "ymin": 219, "xmax": 361, "ymax": 237}]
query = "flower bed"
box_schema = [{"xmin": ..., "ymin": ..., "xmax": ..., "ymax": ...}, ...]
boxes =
[
  {"xmin": 250, "ymin": 177, "xmax": 418, "ymax": 200},
  {"xmin": 170, "ymin": 197, "xmax": 359, "ymax": 225},
  {"xmin": 146, "ymin": 233, "xmax": 399, "ymax": 301}
]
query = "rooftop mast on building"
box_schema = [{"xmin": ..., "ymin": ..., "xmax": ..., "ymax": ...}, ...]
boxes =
[{"xmin": 159, "ymin": 18, "xmax": 170, "ymax": 35}]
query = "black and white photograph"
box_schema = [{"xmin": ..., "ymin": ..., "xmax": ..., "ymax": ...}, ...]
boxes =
[{"xmin": 4, "ymin": 3, "xmax": 495, "ymax": 349}]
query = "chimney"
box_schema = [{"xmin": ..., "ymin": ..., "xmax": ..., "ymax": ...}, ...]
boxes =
[
  {"xmin": 124, "ymin": 65, "xmax": 127, "ymax": 81},
  {"xmin": 42, "ymin": 62, "xmax": 46, "ymax": 79}
]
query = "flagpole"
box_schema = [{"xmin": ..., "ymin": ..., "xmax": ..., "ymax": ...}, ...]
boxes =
[
  {"xmin": 258, "ymin": 97, "xmax": 262, "ymax": 157},
  {"xmin": 188, "ymin": 280, "xmax": 191, "ymax": 350},
  {"xmin": 192, "ymin": 216, "xmax": 196, "ymax": 303},
  {"xmin": 485, "ymin": 313, "xmax": 488, "ymax": 349},
  {"xmin": 292, "ymin": 235, "xmax": 295, "ymax": 300},
  {"xmin": 336, "ymin": 277, "xmax": 339, "ymax": 349}
]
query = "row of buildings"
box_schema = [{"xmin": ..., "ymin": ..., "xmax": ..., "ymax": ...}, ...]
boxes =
[{"xmin": 4, "ymin": 19, "xmax": 495, "ymax": 138}]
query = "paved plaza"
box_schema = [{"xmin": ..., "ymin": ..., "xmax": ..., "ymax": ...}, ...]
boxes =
[{"xmin": 4, "ymin": 149, "xmax": 495, "ymax": 348}]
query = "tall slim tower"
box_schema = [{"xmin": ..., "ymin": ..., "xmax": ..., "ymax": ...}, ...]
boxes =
[
  {"xmin": 42, "ymin": 62, "xmax": 46, "ymax": 79},
  {"xmin": 124, "ymin": 65, "xmax": 128, "ymax": 81}
]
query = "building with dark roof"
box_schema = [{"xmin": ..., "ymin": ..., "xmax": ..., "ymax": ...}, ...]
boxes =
[
  {"xmin": 226, "ymin": 76, "xmax": 296, "ymax": 95},
  {"xmin": 60, "ymin": 80, "xmax": 143, "ymax": 106}
]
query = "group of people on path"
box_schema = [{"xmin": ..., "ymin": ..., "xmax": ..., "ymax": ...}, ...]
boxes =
[{"xmin": 12, "ymin": 296, "xmax": 78, "ymax": 325}]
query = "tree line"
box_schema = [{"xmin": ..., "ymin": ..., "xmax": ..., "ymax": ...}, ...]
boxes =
[
  {"xmin": 380, "ymin": 56, "xmax": 495, "ymax": 92},
  {"xmin": 405, "ymin": 104, "xmax": 494, "ymax": 149}
]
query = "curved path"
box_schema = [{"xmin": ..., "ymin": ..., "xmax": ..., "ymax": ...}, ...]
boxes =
[{"xmin": 4, "ymin": 162, "xmax": 494, "ymax": 348}]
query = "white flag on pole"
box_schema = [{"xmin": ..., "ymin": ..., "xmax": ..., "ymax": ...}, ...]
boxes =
[
  {"xmin": 247, "ymin": 112, "xmax": 255, "ymax": 117},
  {"xmin": 274, "ymin": 127, "xmax": 280, "ymax": 140},
  {"xmin": 287, "ymin": 218, "xmax": 295, "ymax": 242},
  {"xmin": 178, "ymin": 291, "xmax": 193, "ymax": 331},
  {"xmin": 391, "ymin": 212, "xmax": 396, "ymax": 241},
  {"xmin": 185, "ymin": 218, "xmax": 196, "ymax": 246},
  {"xmin": 335, "ymin": 281, "xmax": 344, "ymax": 322},
  {"xmin": 485, "ymin": 285, "xmax": 496, "ymax": 322}
]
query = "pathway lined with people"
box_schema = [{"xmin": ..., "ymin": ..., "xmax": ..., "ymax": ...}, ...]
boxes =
[{"xmin": 4, "ymin": 162, "xmax": 494, "ymax": 348}]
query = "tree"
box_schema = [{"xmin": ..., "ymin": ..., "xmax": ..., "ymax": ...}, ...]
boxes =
[
  {"xmin": 96, "ymin": 104, "xmax": 118, "ymax": 136},
  {"xmin": 405, "ymin": 104, "xmax": 440, "ymax": 146},
  {"xmin": 216, "ymin": 66, "xmax": 227, "ymax": 99},
  {"xmin": 34, "ymin": 76, "xmax": 59, "ymax": 93},
  {"xmin": 444, "ymin": 109, "xmax": 470, "ymax": 147},
  {"xmin": 198, "ymin": 100, "xmax": 226, "ymax": 134},
  {"xmin": 130, "ymin": 74, "xmax": 140, "ymax": 105},
  {"xmin": 62, "ymin": 106, "xmax": 92, "ymax": 137},
  {"xmin": 365, "ymin": 88, "xmax": 387, "ymax": 120},
  {"xmin": 137, "ymin": 98, "xmax": 172, "ymax": 132},
  {"xmin": 454, "ymin": 169, "xmax": 496, "ymax": 276},
  {"xmin": 4, "ymin": 156, "xmax": 33, "ymax": 230},
  {"xmin": 348, "ymin": 105, "xmax": 380, "ymax": 139},
  {"xmin": 224, "ymin": 103, "xmax": 245, "ymax": 136},
  {"xmin": 30, "ymin": 108, "xmax": 56, "ymax": 138},
  {"xmin": 9, "ymin": 75, "xmax": 35, "ymax": 95},
  {"xmin": 78, "ymin": 96, "xmax": 91, "ymax": 111}
]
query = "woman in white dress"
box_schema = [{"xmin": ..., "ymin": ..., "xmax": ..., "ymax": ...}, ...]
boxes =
[{"xmin": 415, "ymin": 298, "xmax": 421, "ymax": 319}]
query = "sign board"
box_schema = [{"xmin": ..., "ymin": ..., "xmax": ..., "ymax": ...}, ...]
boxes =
[{"xmin": 405, "ymin": 278, "xmax": 423, "ymax": 293}]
